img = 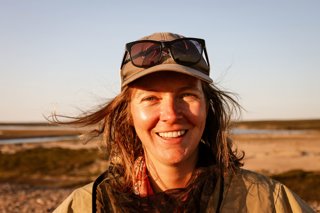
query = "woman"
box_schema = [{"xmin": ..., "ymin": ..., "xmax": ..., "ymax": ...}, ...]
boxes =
[{"xmin": 54, "ymin": 32, "xmax": 314, "ymax": 212}]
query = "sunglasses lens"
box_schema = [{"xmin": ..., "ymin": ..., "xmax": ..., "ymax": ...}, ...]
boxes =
[
  {"xmin": 170, "ymin": 39, "xmax": 203, "ymax": 64},
  {"xmin": 129, "ymin": 42, "xmax": 161, "ymax": 67}
]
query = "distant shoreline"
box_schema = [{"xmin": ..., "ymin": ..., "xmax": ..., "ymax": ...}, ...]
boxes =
[
  {"xmin": 1, "ymin": 118, "xmax": 320, "ymax": 129},
  {"xmin": 1, "ymin": 119, "xmax": 320, "ymax": 141},
  {"xmin": 233, "ymin": 119, "xmax": 320, "ymax": 130}
]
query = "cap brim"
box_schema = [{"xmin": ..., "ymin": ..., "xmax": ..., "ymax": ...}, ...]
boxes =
[{"xmin": 121, "ymin": 64, "xmax": 213, "ymax": 87}]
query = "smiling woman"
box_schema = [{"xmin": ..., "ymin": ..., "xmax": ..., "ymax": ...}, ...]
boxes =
[
  {"xmin": 130, "ymin": 72, "xmax": 207, "ymax": 191},
  {"xmin": 53, "ymin": 32, "xmax": 314, "ymax": 213}
]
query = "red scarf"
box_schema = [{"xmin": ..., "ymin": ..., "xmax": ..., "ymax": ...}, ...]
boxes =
[{"xmin": 133, "ymin": 156, "xmax": 154, "ymax": 197}]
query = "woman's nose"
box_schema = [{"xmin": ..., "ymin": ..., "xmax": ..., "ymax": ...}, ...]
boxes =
[{"xmin": 159, "ymin": 97, "xmax": 182, "ymax": 123}]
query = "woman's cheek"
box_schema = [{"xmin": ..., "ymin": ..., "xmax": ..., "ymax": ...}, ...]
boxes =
[
  {"xmin": 187, "ymin": 103, "xmax": 206, "ymax": 121},
  {"xmin": 137, "ymin": 109, "xmax": 151, "ymax": 121},
  {"xmin": 133, "ymin": 106, "xmax": 159, "ymax": 128}
]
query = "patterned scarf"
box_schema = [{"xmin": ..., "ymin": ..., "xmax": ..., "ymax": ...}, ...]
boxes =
[{"xmin": 133, "ymin": 156, "xmax": 154, "ymax": 197}]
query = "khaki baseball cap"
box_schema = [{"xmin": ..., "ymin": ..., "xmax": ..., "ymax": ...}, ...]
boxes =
[{"xmin": 120, "ymin": 32, "xmax": 213, "ymax": 88}]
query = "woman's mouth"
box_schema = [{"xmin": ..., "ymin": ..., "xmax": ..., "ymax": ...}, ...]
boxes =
[{"xmin": 157, "ymin": 130, "xmax": 187, "ymax": 138}]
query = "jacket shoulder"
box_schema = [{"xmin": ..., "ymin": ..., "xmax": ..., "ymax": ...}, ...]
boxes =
[
  {"xmin": 221, "ymin": 169, "xmax": 314, "ymax": 212},
  {"xmin": 53, "ymin": 182, "xmax": 93, "ymax": 213},
  {"xmin": 236, "ymin": 169, "xmax": 278, "ymax": 187}
]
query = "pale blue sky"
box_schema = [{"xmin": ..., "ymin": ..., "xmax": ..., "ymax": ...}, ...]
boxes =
[{"xmin": 1, "ymin": 0, "xmax": 319, "ymax": 122}]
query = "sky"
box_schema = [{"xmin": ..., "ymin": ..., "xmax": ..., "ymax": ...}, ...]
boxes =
[{"xmin": 0, "ymin": 0, "xmax": 320, "ymax": 122}]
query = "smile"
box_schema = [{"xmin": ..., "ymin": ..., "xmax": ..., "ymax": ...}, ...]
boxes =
[{"xmin": 157, "ymin": 130, "xmax": 187, "ymax": 138}]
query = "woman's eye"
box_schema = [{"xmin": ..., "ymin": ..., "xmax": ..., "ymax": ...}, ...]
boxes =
[
  {"xmin": 181, "ymin": 93, "xmax": 197, "ymax": 99},
  {"xmin": 141, "ymin": 96, "xmax": 158, "ymax": 102}
]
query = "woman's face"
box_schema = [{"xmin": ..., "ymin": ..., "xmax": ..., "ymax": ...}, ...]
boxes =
[{"xmin": 130, "ymin": 72, "xmax": 207, "ymax": 168}]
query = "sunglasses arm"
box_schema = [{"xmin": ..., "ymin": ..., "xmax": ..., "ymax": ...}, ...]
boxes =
[
  {"xmin": 203, "ymin": 47, "xmax": 210, "ymax": 69},
  {"xmin": 120, "ymin": 51, "xmax": 129, "ymax": 69}
]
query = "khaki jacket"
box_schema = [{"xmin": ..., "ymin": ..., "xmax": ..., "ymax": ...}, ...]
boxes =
[{"xmin": 53, "ymin": 169, "xmax": 314, "ymax": 213}]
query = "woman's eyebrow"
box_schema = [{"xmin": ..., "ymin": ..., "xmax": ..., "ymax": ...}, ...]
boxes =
[
  {"xmin": 177, "ymin": 85, "xmax": 202, "ymax": 92},
  {"xmin": 132, "ymin": 89, "xmax": 156, "ymax": 99},
  {"xmin": 132, "ymin": 83, "xmax": 201, "ymax": 97}
]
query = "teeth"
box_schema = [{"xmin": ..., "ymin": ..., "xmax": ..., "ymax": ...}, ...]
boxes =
[{"xmin": 158, "ymin": 130, "xmax": 186, "ymax": 138}]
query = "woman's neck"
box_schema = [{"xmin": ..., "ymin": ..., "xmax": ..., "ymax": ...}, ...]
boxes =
[{"xmin": 146, "ymin": 156, "xmax": 198, "ymax": 192}]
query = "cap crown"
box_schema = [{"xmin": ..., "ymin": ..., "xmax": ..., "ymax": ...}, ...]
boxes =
[{"xmin": 120, "ymin": 32, "xmax": 212, "ymax": 88}]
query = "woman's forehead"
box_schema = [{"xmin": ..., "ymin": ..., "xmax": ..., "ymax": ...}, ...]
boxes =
[{"xmin": 130, "ymin": 71, "xmax": 202, "ymax": 91}]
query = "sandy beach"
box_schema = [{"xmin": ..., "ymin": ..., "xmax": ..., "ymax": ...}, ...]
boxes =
[
  {"xmin": 232, "ymin": 130, "xmax": 320, "ymax": 174},
  {"xmin": 1, "ymin": 121, "xmax": 320, "ymax": 212}
]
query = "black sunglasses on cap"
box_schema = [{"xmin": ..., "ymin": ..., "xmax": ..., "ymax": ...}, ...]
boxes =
[{"xmin": 120, "ymin": 37, "xmax": 210, "ymax": 69}]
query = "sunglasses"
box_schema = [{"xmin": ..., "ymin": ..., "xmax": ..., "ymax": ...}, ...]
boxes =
[{"xmin": 120, "ymin": 37, "xmax": 210, "ymax": 69}]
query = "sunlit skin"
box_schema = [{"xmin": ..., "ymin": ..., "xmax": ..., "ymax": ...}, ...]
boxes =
[{"xmin": 130, "ymin": 72, "xmax": 208, "ymax": 191}]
